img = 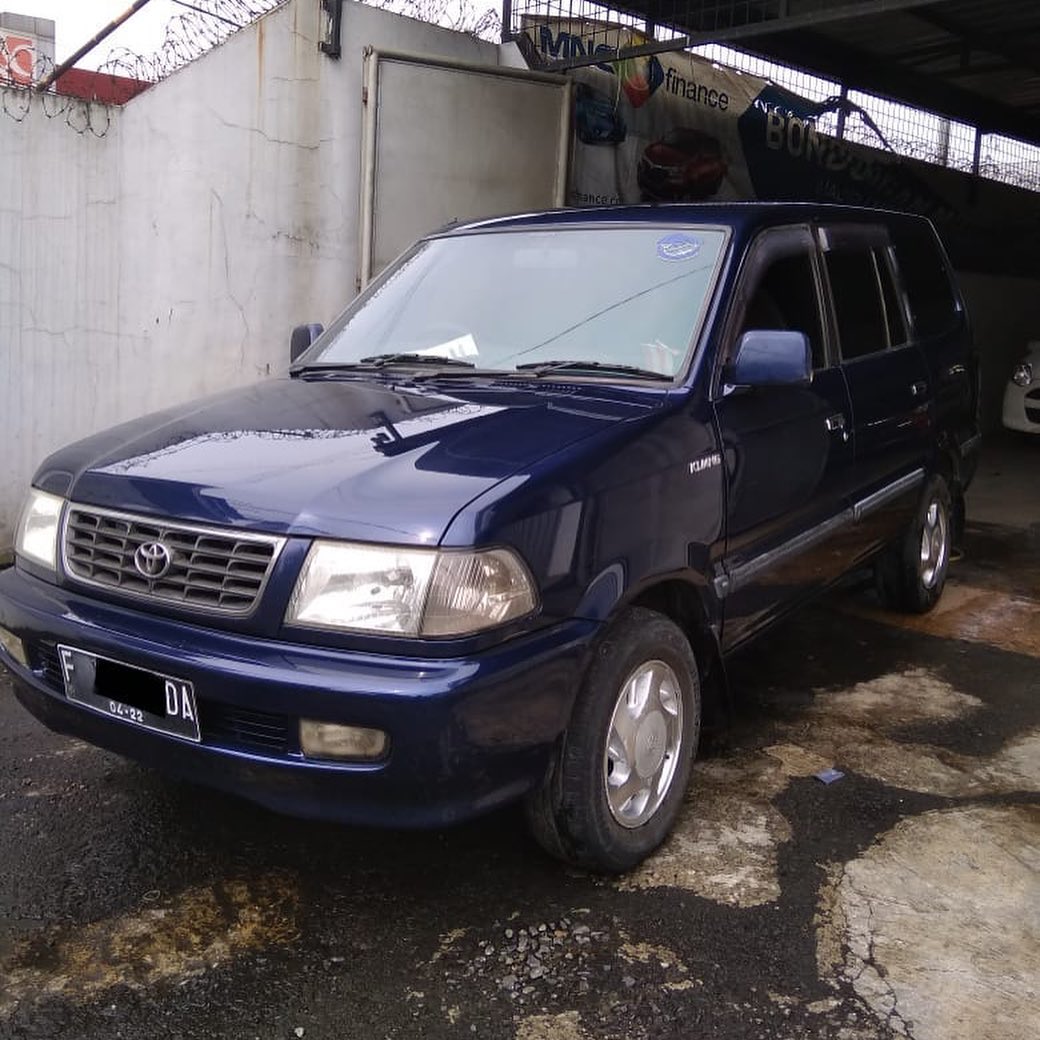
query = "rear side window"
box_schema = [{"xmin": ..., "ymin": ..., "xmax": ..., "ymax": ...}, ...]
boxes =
[
  {"xmin": 891, "ymin": 223, "xmax": 960, "ymax": 338},
  {"xmin": 825, "ymin": 248, "xmax": 888, "ymax": 360}
]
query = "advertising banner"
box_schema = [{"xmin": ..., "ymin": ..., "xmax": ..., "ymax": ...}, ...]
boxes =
[{"xmin": 523, "ymin": 20, "xmax": 1040, "ymax": 277}]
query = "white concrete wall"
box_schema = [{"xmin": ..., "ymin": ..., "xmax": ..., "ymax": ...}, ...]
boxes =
[{"xmin": 0, "ymin": 0, "xmax": 499, "ymax": 552}]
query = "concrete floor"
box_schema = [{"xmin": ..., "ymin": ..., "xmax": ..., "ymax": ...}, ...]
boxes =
[{"xmin": 0, "ymin": 437, "xmax": 1037, "ymax": 1040}]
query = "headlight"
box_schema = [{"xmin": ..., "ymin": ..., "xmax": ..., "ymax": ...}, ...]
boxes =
[
  {"xmin": 15, "ymin": 489, "xmax": 65, "ymax": 571},
  {"xmin": 286, "ymin": 541, "xmax": 537, "ymax": 636},
  {"xmin": 1012, "ymin": 363, "xmax": 1033, "ymax": 388}
]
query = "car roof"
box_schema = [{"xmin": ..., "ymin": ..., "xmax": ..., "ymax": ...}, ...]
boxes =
[{"xmin": 440, "ymin": 202, "xmax": 932, "ymax": 237}]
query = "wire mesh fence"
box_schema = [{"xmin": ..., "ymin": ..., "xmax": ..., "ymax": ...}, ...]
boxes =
[{"xmin": 510, "ymin": 0, "xmax": 1040, "ymax": 194}]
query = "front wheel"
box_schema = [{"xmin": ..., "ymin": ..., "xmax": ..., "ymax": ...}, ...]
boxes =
[
  {"xmin": 524, "ymin": 607, "xmax": 700, "ymax": 873},
  {"xmin": 875, "ymin": 474, "xmax": 953, "ymax": 614}
]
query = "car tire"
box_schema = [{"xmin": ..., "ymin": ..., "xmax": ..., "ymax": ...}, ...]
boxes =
[
  {"xmin": 524, "ymin": 607, "xmax": 700, "ymax": 873},
  {"xmin": 875, "ymin": 474, "xmax": 953, "ymax": 614}
]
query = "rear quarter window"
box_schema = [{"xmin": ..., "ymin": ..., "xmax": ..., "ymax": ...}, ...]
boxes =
[{"xmin": 891, "ymin": 224, "xmax": 960, "ymax": 339}]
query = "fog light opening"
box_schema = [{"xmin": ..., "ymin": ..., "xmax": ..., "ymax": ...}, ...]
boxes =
[
  {"xmin": 0, "ymin": 626, "xmax": 28, "ymax": 668},
  {"xmin": 299, "ymin": 720, "xmax": 388, "ymax": 761}
]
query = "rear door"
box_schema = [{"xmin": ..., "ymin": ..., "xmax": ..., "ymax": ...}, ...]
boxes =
[
  {"xmin": 714, "ymin": 225, "xmax": 856, "ymax": 650},
  {"xmin": 890, "ymin": 219, "xmax": 979, "ymax": 456},
  {"xmin": 819, "ymin": 224, "xmax": 932, "ymax": 554}
]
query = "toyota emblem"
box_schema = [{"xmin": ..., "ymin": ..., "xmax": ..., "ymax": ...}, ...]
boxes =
[{"xmin": 134, "ymin": 541, "xmax": 172, "ymax": 579}]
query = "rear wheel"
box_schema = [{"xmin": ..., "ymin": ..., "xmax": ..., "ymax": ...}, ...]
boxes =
[
  {"xmin": 875, "ymin": 474, "xmax": 952, "ymax": 614},
  {"xmin": 524, "ymin": 607, "xmax": 700, "ymax": 873}
]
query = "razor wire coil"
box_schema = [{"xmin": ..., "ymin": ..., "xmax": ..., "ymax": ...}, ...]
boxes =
[{"xmin": 0, "ymin": 1, "xmax": 288, "ymax": 136}]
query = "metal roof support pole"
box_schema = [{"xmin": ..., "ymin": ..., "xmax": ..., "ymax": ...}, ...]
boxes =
[
  {"xmin": 836, "ymin": 84, "xmax": 849, "ymax": 140},
  {"xmin": 968, "ymin": 126, "xmax": 984, "ymax": 204},
  {"xmin": 937, "ymin": 117, "xmax": 950, "ymax": 167},
  {"xmin": 501, "ymin": 0, "xmax": 512, "ymax": 43}
]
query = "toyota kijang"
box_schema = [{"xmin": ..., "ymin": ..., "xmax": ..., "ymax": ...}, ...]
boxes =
[{"xmin": 0, "ymin": 204, "xmax": 980, "ymax": 871}]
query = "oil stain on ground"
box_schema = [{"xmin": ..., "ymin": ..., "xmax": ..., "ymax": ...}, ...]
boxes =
[{"xmin": 0, "ymin": 872, "xmax": 298, "ymax": 1016}]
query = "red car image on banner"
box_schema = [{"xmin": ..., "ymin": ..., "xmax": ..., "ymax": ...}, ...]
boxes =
[
  {"xmin": 637, "ymin": 127, "xmax": 728, "ymax": 201},
  {"xmin": 0, "ymin": 32, "xmax": 36, "ymax": 87}
]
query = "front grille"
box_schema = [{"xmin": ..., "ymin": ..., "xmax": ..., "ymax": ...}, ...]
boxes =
[
  {"xmin": 63, "ymin": 506, "xmax": 284, "ymax": 615},
  {"xmin": 1025, "ymin": 388, "xmax": 1040, "ymax": 402},
  {"xmin": 1026, "ymin": 406, "xmax": 1040, "ymax": 425}
]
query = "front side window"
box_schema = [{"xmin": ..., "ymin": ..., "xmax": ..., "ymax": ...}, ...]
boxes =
[
  {"xmin": 297, "ymin": 226, "xmax": 728, "ymax": 380},
  {"xmin": 738, "ymin": 246, "xmax": 826, "ymax": 369},
  {"xmin": 736, "ymin": 227, "xmax": 823, "ymax": 370}
]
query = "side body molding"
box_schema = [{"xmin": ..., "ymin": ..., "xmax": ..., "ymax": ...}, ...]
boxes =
[{"xmin": 714, "ymin": 469, "xmax": 925, "ymax": 599}]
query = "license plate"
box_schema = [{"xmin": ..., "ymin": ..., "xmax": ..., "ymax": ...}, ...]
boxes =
[{"xmin": 57, "ymin": 645, "xmax": 201, "ymax": 743}]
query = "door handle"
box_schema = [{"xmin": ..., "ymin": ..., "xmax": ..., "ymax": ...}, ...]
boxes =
[
  {"xmin": 825, "ymin": 413, "xmax": 849, "ymax": 442},
  {"xmin": 910, "ymin": 380, "xmax": 929, "ymax": 398}
]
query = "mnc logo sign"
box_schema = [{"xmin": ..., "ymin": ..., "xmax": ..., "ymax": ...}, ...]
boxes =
[{"xmin": 0, "ymin": 32, "xmax": 36, "ymax": 87}]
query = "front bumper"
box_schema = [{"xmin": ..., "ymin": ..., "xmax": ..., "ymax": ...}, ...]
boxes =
[{"xmin": 0, "ymin": 566, "xmax": 597, "ymax": 827}]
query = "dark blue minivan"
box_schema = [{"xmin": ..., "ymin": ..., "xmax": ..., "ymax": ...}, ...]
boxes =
[{"xmin": 0, "ymin": 204, "xmax": 980, "ymax": 871}]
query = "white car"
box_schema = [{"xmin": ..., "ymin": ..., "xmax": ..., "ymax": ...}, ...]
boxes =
[{"xmin": 1002, "ymin": 342, "xmax": 1040, "ymax": 433}]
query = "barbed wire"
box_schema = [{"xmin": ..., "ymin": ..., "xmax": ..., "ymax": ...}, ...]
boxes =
[
  {"xmin": 98, "ymin": 0, "xmax": 288, "ymax": 84},
  {"xmin": 0, "ymin": 0, "xmax": 499, "ymax": 137},
  {"xmin": 0, "ymin": 38, "xmax": 113, "ymax": 135},
  {"xmin": 0, "ymin": 1, "xmax": 287, "ymax": 135},
  {"xmin": 366, "ymin": 0, "xmax": 501, "ymax": 40}
]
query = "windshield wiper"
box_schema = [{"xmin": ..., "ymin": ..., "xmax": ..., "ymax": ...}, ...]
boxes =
[
  {"xmin": 293, "ymin": 354, "xmax": 477, "ymax": 377},
  {"xmin": 358, "ymin": 353, "xmax": 476, "ymax": 368},
  {"xmin": 514, "ymin": 360, "xmax": 668, "ymax": 381}
]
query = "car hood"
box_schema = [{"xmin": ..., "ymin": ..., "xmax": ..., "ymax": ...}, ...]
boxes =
[{"xmin": 36, "ymin": 376, "xmax": 654, "ymax": 544}]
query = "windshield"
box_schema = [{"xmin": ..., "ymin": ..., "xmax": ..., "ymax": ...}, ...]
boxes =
[{"xmin": 298, "ymin": 226, "xmax": 728, "ymax": 380}]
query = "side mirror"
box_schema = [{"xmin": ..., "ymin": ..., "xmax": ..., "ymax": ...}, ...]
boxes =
[
  {"xmin": 725, "ymin": 330, "xmax": 812, "ymax": 390},
  {"xmin": 290, "ymin": 323, "xmax": 324, "ymax": 363}
]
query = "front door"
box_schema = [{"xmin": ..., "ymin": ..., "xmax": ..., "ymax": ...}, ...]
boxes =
[{"xmin": 713, "ymin": 225, "xmax": 856, "ymax": 651}]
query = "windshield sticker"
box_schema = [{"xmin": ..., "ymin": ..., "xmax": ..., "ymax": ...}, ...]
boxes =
[
  {"xmin": 657, "ymin": 233, "xmax": 702, "ymax": 261},
  {"xmin": 418, "ymin": 334, "xmax": 479, "ymax": 360}
]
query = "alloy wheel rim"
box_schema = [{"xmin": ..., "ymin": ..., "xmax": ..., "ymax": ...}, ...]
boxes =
[
  {"xmin": 603, "ymin": 660, "xmax": 684, "ymax": 828},
  {"xmin": 919, "ymin": 499, "xmax": 949, "ymax": 590}
]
